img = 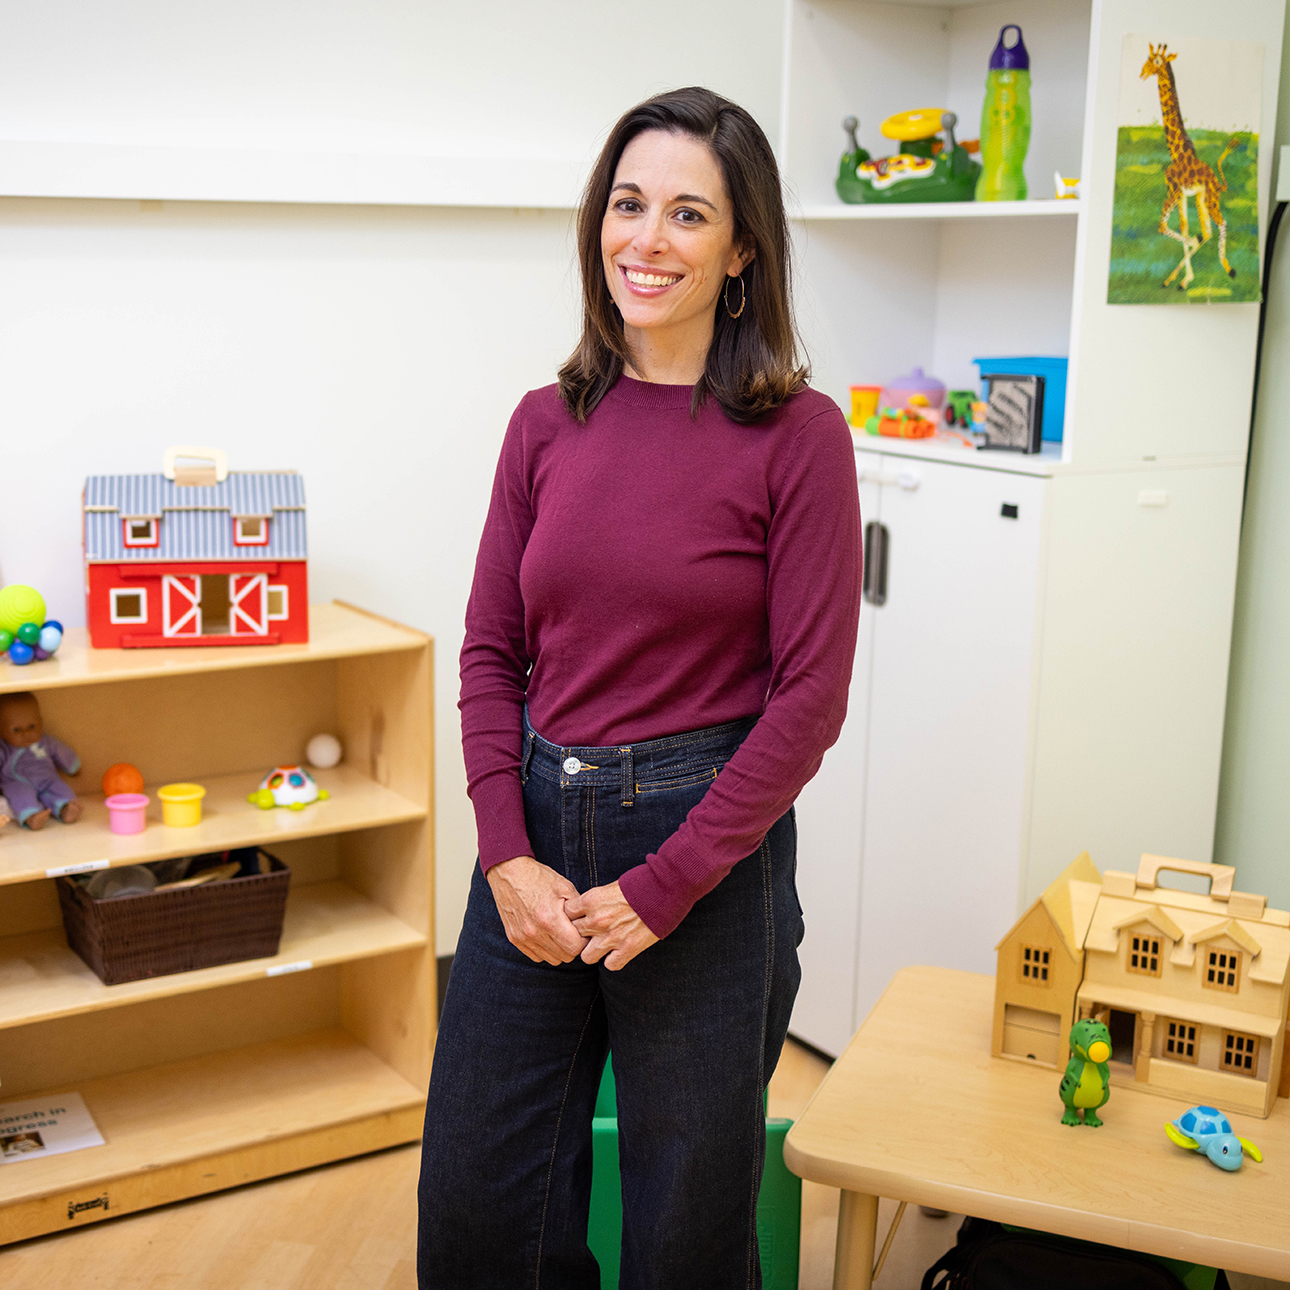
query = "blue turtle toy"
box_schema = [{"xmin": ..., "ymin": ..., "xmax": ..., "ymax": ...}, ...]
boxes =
[{"xmin": 1165, "ymin": 1105, "xmax": 1263, "ymax": 1172}]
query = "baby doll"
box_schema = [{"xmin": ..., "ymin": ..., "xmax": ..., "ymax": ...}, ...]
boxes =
[{"xmin": 0, "ymin": 691, "xmax": 82, "ymax": 829}]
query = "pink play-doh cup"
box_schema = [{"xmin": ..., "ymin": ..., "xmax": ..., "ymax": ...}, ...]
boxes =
[{"xmin": 105, "ymin": 792, "xmax": 149, "ymax": 835}]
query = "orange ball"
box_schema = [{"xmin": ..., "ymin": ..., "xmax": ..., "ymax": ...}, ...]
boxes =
[{"xmin": 102, "ymin": 762, "xmax": 145, "ymax": 797}]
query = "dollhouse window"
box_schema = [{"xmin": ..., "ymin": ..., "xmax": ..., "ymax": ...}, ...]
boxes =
[
  {"xmin": 266, "ymin": 585, "xmax": 289, "ymax": 620},
  {"xmin": 110, "ymin": 587, "xmax": 148, "ymax": 623},
  {"xmin": 1222, "ymin": 1031, "xmax": 1259, "ymax": 1077},
  {"xmin": 1019, "ymin": 945, "xmax": 1050, "ymax": 985},
  {"xmin": 1164, "ymin": 1019, "xmax": 1198, "ymax": 1063},
  {"xmin": 1128, "ymin": 934, "xmax": 1162, "ymax": 977},
  {"xmin": 123, "ymin": 517, "xmax": 159, "ymax": 547},
  {"xmin": 1204, "ymin": 949, "xmax": 1240, "ymax": 992},
  {"xmin": 233, "ymin": 516, "xmax": 270, "ymax": 546}
]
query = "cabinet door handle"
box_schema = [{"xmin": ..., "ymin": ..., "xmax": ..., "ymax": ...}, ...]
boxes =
[
  {"xmin": 857, "ymin": 466, "xmax": 920, "ymax": 490},
  {"xmin": 863, "ymin": 521, "xmax": 889, "ymax": 606}
]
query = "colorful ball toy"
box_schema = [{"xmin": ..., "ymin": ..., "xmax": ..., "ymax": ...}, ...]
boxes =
[{"xmin": 0, "ymin": 587, "xmax": 63, "ymax": 666}]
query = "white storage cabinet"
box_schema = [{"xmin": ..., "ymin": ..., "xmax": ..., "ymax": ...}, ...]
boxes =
[{"xmin": 785, "ymin": 0, "xmax": 1284, "ymax": 1056}]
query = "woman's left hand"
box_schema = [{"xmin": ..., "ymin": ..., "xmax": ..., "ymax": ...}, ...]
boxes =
[{"xmin": 564, "ymin": 882, "xmax": 659, "ymax": 971}]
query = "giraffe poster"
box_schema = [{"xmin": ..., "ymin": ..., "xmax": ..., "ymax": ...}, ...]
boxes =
[{"xmin": 1109, "ymin": 34, "xmax": 1262, "ymax": 304}]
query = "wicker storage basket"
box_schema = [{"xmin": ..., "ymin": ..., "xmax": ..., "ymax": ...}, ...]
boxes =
[{"xmin": 57, "ymin": 848, "xmax": 290, "ymax": 985}]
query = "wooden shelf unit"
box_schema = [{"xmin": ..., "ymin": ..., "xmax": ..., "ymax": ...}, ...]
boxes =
[{"xmin": 0, "ymin": 601, "xmax": 434, "ymax": 1244}]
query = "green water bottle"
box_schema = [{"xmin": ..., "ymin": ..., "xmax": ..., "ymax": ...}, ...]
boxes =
[{"xmin": 976, "ymin": 24, "xmax": 1031, "ymax": 201}]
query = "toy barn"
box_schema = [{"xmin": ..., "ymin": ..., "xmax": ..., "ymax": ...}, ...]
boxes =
[{"xmin": 83, "ymin": 449, "xmax": 308, "ymax": 648}]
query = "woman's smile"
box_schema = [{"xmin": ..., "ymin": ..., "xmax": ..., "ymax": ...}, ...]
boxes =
[{"xmin": 621, "ymin": 264, "xmax": 685, "ymax": 293}]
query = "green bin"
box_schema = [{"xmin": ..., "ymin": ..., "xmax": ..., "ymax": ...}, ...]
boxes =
[{"xmin": 588, "ymin": 1059, "xmax": 800, "ymax": 1289}]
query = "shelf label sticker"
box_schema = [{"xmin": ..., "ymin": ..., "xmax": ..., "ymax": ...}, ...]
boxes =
[
  {"xmin": 46, "ymin": 860, "xmax": 111, "ymax": 879},
  {"xmin": 267, "ymin": 960, "xmax": 313, "ymax": 977}
]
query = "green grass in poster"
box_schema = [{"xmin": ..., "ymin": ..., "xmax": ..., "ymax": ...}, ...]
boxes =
[{"xmin": 1108, "ymin": 125, "xmax": 1260, "ymax": 304}]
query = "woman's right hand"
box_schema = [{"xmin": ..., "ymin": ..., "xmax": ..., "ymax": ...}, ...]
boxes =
[{"xmin": 486, "ymin": 855, "xmax": 588, "ymax": 965}]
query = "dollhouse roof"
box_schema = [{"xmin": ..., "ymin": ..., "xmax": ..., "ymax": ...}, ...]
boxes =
[
  {"xmin": 996, "ymin": 850, "xmax": 1101, "ymax": 958},
  {"xmin": 1084, "ymin": 892, "xmax": 1290, "ymax": 987},
  {"xmin": 83, "ymin": 472, "xmax": 307, "ymax": 562}
]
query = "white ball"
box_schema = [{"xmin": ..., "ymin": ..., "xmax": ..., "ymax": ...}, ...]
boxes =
[
  {"xmin": 306, "ymin": 733, "xmax": 343, "ymax": 769},
  {"xmin": 39, "ymin": 625, "xmax": 62, "ymax": 653}
]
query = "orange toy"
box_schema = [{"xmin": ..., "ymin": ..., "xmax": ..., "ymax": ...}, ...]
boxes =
[
  {"xmin": 876, "ymin": 410, "xmax": 936, "ymax": 439},
  {"xmin": 102, "ymin": 762, "xmax": 145, "ymax": 797}
]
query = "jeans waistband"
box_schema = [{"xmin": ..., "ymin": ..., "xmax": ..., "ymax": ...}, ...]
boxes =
[{"xmin": 521, "ymin": 708, "xmax": 757, "ymax": 805}]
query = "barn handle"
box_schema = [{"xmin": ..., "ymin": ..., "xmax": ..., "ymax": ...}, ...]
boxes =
[{"xmin": 164, "ymin": 445, "xmax": 229, "ymax": 483}]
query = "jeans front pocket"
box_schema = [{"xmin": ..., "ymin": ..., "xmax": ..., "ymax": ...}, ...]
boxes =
[{"xmin": 633, "ymin": 765, "xmax": 720, "ymax": 795}]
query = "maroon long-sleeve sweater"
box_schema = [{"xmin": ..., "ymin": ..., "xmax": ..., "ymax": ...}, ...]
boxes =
[{"xmin": 459, "ymin": 375, "xmax": 862, "ymax": 938}]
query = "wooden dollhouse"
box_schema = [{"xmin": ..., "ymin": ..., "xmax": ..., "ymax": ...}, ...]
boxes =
[
  {"xmin": 83, "ymin": 448, "xmax": 308, "ymax": 648},
  {"xmin": 994, "ymin": 853, "xmax": 1290, "ymax": 1118}
]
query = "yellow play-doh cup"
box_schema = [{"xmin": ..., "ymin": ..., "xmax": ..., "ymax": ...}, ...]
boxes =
[
  {"xmin": 849, "ymin": 385, "xmax": 881, "ymax": 427},
  {"xmin": 157, "ymin": 782, "xmax": 206, "ymax": 827}
]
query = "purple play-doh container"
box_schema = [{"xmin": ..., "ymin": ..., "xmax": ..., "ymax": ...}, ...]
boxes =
[{"xmin": 105, "ymin": 792, "xmax": 149, "ymax": 835}]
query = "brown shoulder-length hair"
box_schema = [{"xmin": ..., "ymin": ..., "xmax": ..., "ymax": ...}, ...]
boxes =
[{"xmin": 558, "ymin": 86, "xmax": 808, "ymax": 425}]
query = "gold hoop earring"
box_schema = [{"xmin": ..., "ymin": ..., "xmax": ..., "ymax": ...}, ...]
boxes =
[{"xmin": 724, "ymin": 274, "xmax": 747, "ymax": 320}]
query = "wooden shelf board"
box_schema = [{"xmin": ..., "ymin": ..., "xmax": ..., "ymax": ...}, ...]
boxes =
[
  {"xmin": 0, "ymin": 880, "xmax": 425, "ymax": 1030},
  {"xmin": 0, "ymin": 764, "xmax": 426, "ymax": 888},
  {"xmin": 0, "ymin": 601, "xmax": 427, "ymax": 696},
  {"xmin": 792, "ymin": 198, "xmax": 1081, "ymax": 221},
  {"xmin": 0, "ymin": 1030, "xmax": 424, "ymax": 1242}
]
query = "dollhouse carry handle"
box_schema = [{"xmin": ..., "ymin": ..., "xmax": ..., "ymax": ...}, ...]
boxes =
[
  {"xmin": 1137, "ymin": 854, "xmax": 1235, "ymax": 900},
  {"xmin": 163, "ymin": 446, "xmax": 229, "ymax": 483}
]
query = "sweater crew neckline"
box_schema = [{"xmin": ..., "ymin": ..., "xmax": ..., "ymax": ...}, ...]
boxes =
[{"xmin": 607, "ymin": 374, "xmax": 697, "ymax": 411}]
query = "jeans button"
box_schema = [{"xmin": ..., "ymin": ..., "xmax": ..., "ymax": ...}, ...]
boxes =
[{"xmin": 563, "ymin": 757, "xmax": 582, "ymax": 775}]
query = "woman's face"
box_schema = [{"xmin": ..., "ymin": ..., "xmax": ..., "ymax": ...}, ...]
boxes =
[{"xmin": 601, "ymin": 129, "xmax": 750, "ymax": 359}]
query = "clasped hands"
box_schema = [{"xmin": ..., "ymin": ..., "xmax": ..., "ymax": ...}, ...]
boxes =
[{"xmin": 486, "ymin": 855, "xmax": 659, "ymax": 970}]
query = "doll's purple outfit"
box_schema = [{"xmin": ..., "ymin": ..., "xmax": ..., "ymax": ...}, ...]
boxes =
[{"xmin": 0, "ymin": 737, "xmax": 80, "ymax": 824}]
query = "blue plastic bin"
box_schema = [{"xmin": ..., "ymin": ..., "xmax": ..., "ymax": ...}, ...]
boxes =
[{"xmin": 973, "ymin": 356, "xmax": 1068, "ymax": 443}]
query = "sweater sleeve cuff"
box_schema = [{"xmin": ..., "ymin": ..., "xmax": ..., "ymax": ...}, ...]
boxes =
[
  {"xmin": 469, "ymin": 772, "xmax": 535, "ymax": 872},
  {"xmin": 618, "ymin": 835, "xmax": 711, "ymax": 940}
]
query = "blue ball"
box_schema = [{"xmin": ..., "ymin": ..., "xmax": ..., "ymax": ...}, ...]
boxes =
[
  {"xmin": 39, "ymin": 625, "xmax": 62, "ymax": 653},
  {"xmin": 8, "ymin": 640, "xmax": 34, "ymax": 665},
  {"xmin": 42, "ymin": 620, "xmax": 63, "ymax": 634}
]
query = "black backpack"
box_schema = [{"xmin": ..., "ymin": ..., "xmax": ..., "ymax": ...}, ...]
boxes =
[{"xmin": 921, "ymin": 1217, "xmax": 1230, "ymax": 1290}]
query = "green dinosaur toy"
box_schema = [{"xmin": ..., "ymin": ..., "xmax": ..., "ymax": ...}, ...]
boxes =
[{"xmin": 1059, "ymin": 1019, "xmax": 1112, "ymax": 1127}]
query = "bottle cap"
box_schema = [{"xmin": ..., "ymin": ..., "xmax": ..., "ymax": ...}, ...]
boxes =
[{"xmin": 989, "ymin": 24, "xmax": 1029, "ymax": 71}]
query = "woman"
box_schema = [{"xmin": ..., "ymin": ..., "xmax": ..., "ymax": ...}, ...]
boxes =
[{"xmin": 419, "ymin": 86, "xmax": 861, "ymax": 1288}]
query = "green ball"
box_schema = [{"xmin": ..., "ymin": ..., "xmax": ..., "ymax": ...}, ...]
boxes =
[
  {"xmin": 0, "ymin": 629, "xmax": 11, "ymax": 654},
  {"xmin": 0, "ymin": 586, "xmax": 45, "ymax": 636},
  {"xmin": 16, "ymin": 622, "xmax": 41, "ymax": 646}
]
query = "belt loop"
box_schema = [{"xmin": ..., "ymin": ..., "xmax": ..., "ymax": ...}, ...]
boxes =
[
  {"xmin": 620, "ymin": 746, "xmax": 635, "ymax": 808},
  {"xmin": 520, "ymin": 730, "xmax": 535, "ymax": 784}
]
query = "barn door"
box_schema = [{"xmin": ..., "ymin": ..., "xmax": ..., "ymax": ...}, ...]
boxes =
[
  {"xmin": 230, "ymin": 573, "xmax": 268, "ymax": 636},
  {"xmin": 162, "ymin": 575, "xmax": 201, "ymax": 637}
]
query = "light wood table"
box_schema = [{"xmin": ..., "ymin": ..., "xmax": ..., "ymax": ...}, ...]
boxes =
[{"xmin": 784, "ymin": 966, "xmax": 1290, "ymax": 1289}]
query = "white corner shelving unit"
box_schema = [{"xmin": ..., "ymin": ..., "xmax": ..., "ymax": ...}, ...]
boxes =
[{"xmin": 784, "ymin": 0, "xmax": 1288, "ymax": 1057}]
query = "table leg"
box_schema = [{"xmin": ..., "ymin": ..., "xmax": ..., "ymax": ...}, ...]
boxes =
[{"xmin": 833, "ymin": 1190, "xmax": 879, "ymax": 1290}]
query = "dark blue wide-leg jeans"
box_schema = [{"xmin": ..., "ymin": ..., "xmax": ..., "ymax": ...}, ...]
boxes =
[{"xmin": 418, "ymin": 714, "xmax": 803, "ymax": 1289}]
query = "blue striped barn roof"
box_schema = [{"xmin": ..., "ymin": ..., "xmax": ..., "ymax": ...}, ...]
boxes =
[{"xmin": 84, "ymin": 472, "xmax": 307, "ymax": 562}]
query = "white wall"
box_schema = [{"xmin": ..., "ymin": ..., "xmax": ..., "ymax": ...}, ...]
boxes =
[
  {"xmin": 0, "ymin": 1, "xmax": 784, "ymax": 954},
  {"xmin": 1214, "ymin": 4, "xmax": 1290, "ymax": 908}
]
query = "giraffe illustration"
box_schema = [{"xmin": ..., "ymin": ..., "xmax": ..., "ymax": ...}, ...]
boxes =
[{"xmin": 1140, "ymin": 43, "xmax": 1241, "ymax": 290}]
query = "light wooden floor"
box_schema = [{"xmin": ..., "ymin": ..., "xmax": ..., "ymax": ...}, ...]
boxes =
[{"xmin": 1, "ymin": 1039, "xmax": 1285, "ymax": 1289}]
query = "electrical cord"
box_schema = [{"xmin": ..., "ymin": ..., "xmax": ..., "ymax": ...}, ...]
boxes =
[{"xmin": 1244, "ymin": 197, "xmax": 1288, "ymax": 518}]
